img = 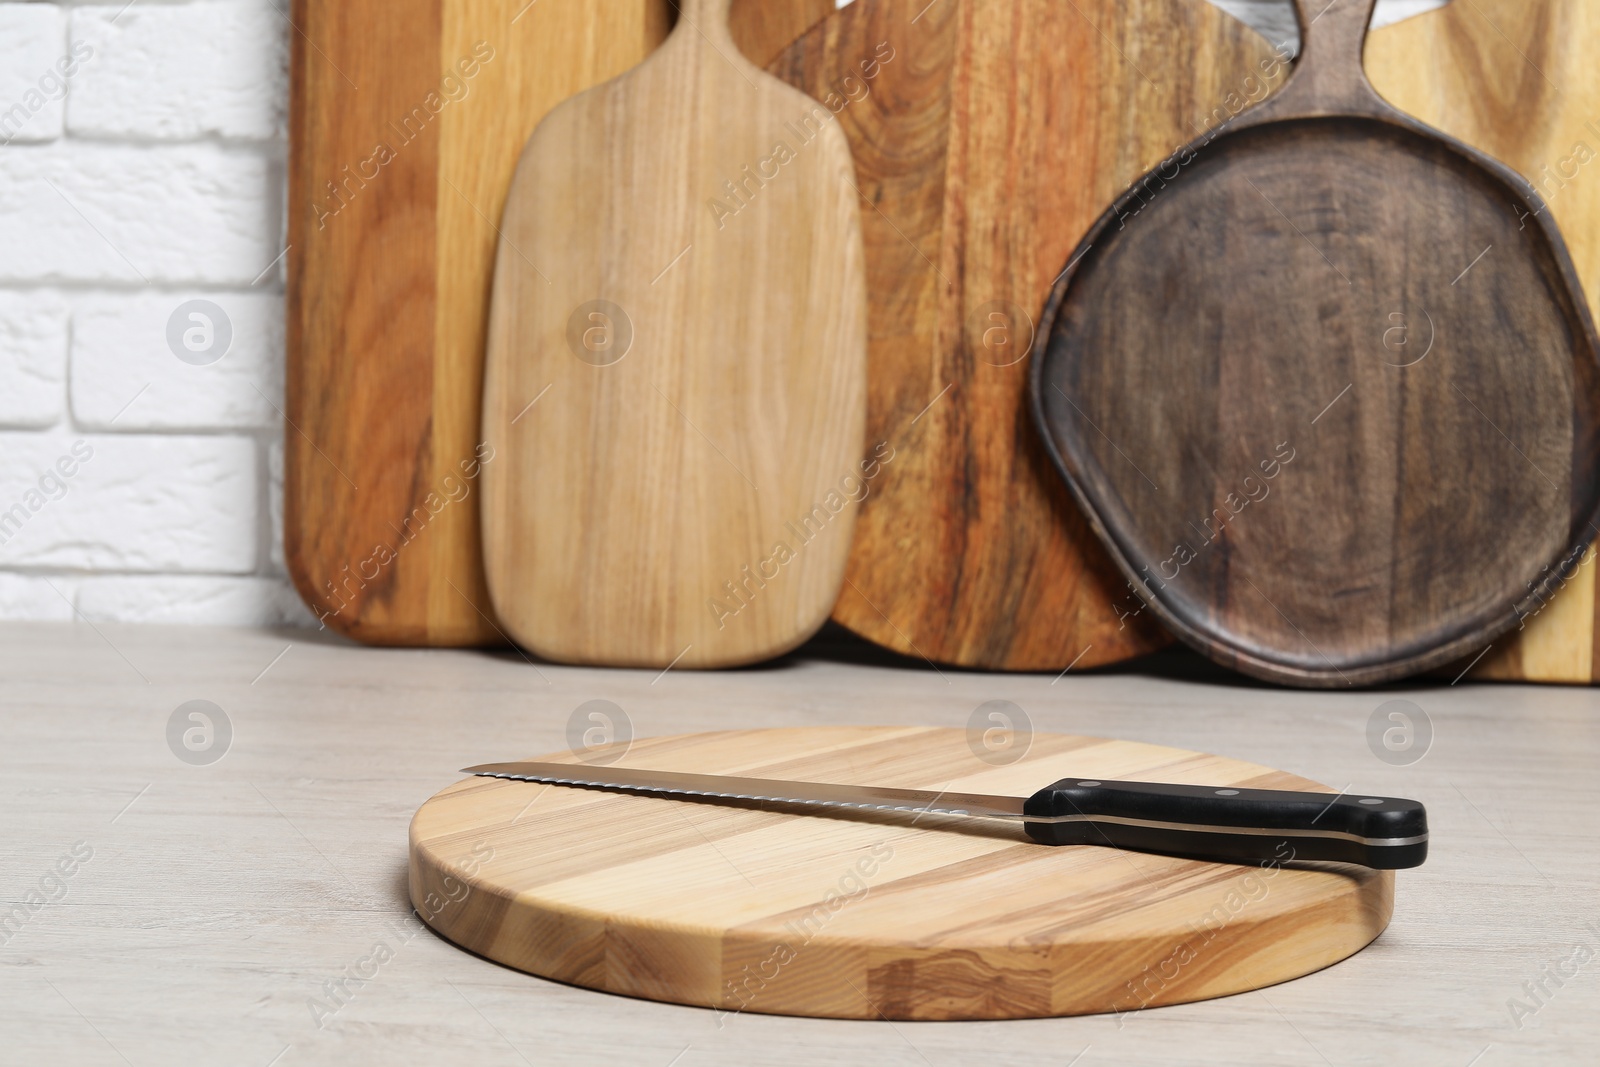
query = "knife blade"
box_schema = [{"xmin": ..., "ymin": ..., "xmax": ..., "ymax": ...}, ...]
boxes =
[{"xmin": 463, "ymin": 761, "xmax": 1429, "ymax": 870}]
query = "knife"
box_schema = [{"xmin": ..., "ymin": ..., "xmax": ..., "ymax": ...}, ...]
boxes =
[{"xmin": 463, "ymin": 762, "xmax": 1429, "ymax": 870}]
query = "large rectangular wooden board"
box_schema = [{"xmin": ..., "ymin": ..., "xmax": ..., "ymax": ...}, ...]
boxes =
[{"xmin": 286, "ymin": 0, "xmax": 832, "ymax": 645}]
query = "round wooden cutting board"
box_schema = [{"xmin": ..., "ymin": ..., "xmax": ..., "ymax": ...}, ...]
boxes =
[{"xmin": 410, "ymin": 728, "xmax": 1394, "ymax": 1020}]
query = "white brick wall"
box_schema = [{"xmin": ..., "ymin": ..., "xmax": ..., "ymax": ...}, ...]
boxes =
[
  {"xmin": 0, "ymin": 433, "xmax": 258, "ymax": 571},
  {"xmin": 0, "ymin": 0, "xmax": 1445, "ymax": 627},
  {"xmin": 0, "ymin": 291, "xmax": 69, "ymax": 427},
  {"xmin": 72, "ymin": 292, "xmax": 283, "ymax": 430},
  {"xmin": 68, "ymin": 3, "xmax": 288, "ymax": 141},
  {"xmin": 0, "ymin": 143, "xmax": 277, "ymax": 283},
  {"xmin": 0, "ymin": 3, "xmax": 68, "ymax": 145},
  {"xmin": 0, "ymin": 0, "xmax": 304, "ymax": 626}
]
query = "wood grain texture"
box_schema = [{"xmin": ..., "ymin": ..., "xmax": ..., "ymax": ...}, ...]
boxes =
[
  {"xmin": 1031, "ymin": 0, "xmax": 1600, "ymax": 688},
  {"xmin": 286, "ymin": 0, "xmax": 671, "ymax": 645},
  {"xmin": 728, "ymin": 0, "xmax": 835, "ymax": 68},
  {"xmin": 1367, "ymin": 0, "xmax": 1600, "ymax": 685},
  {"xmin": 768, "ymin": 0, "xmax": 1290, "ymax": 671},
  {"xmin": 411, "ymin": 726, "xmax": 1392, "ymax": 1020},
  {"xmin": 481, "ymin": 0, "xmax": 868, "ymax": 669},
  {"xmin": 286, "ymin": 0, "xmax": 828, "ymax": 648}
]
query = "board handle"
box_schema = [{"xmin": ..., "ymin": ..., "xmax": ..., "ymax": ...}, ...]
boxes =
[
  {"xmin": 1251, "ymin": 0, "xmax": 1387, "ymax": 122},
  {"xmin": 672, "ymin": 0, "xmax": 734, "ymax": 34},
  {"xmin": 1022, "ymin": 778, "xmax": 1428, "ymax": 870}
]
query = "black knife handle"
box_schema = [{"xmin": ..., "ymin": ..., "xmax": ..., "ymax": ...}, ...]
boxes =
[{"xmin": 1022, "ymin": 779, "xmax": 1428, "ymax": 870}]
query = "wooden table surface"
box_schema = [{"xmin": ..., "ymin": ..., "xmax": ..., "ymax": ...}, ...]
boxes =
[{"xmin": 2, "ymin": 621, "xmax": 1594, "ymax": 1065}]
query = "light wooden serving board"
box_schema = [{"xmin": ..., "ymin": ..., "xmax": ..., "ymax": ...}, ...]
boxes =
[
  {"xmin": 768, "ymin": 0, "xmax": 1289, "ymax": 671},
  {"xmin": 1367, "ymin": 0, "xmax": 1600, "ymax": 684},
  {"xmin": 480, "ymin": 0, "xmax": 868, "ymax": 668},
  {"xmin": 286, "ymin": 0, "xmax": 831, "ymax": 646},
  {"xmin": 410, "ymin": 727, "xmax": 1393, "ymax": 1020}
]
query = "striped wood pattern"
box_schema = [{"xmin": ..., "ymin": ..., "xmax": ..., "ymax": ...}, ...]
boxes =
[
  {"xmin": 286, "ymin": 0, "xmax": 830, "ymax": 647},
  {"xmin": 409, "ymin": 727, "xmax": 1394, "ymax": 1020},
  {"xmin": 287, "ymin": 0, "xmax": 672, "ymax": 645}
]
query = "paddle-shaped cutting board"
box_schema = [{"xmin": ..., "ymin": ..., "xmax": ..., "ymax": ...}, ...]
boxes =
[
  {"xmin": 1030, "ymin": 0, "xmax": 1600, "ymax": 687},
  {"xmin": 768, "ymin": 0, "xmax": 1289, "ymax": 671},
  {"xmin": 411, "ymin": 727, "xmax": 1393, "ymax": 1020},
  {"xmin": 286, "ymin": 0, "xmax": 832, "ymax": 645},
  {"xmin": 1367, "ymin": 0, "xmax": 1600, "ymax": 684},
  {"xmin": 481, "ymin": 0, "xmax": 868, "ymax": 668}
]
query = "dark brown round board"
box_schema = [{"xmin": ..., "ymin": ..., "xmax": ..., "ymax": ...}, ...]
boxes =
[{"xmin": 1029, "ymin": 0, "xmax": 1600, "ymax": 688}]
